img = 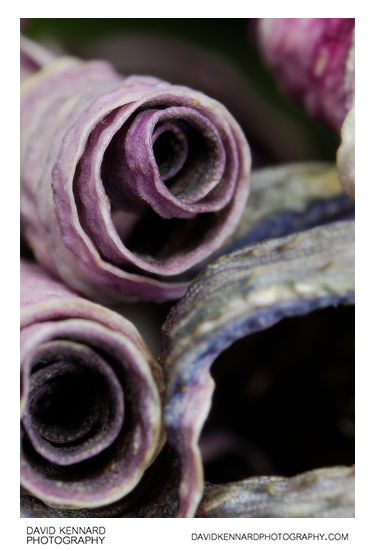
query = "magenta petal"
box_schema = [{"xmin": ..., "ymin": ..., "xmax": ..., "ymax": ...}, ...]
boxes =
[{"xmin": 256, "ymin": 18, "xmax": 355, "ymax": 132}]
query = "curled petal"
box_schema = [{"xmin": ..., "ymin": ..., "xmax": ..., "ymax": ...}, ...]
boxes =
[
  {"xmin": 256, "ymin": 20, "xmax": 355, "ymax": 201},
  {"xmin": 21, "ymin": 260, "xmax": 165, "ymax": 513},
  {"xmin": 74, "ymin": 32, "xmax": 328, "ymax": 163},
  {"xmin": 21, "ymin": 444, "xmax": 180, "ymax": 518},
  {"xmin": 197, "ymin": 466, "xmax": 354, "ymax": 518},
  {"xmin": 256, "ymin": 18, "xmax": 355, "ymax": 132},
  {"xmin": 20, "ymin": 35, "xmax": 56, "ymax": 80},
  {"xmin": 190, "ymin": 161, "xmax": 354, "ymax": 274},
  {"xmin": 20, "ymin": 39, "xmax": 251, "ymax": 303},
  {"xmin": 161, "ymin": 220, "xmax": 354, "ymax": 517},
  {"xmin": 337, "ymin": 105, "xmax": 355, "ymax": 201}
]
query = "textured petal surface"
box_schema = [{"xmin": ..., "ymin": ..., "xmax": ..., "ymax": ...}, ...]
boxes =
[
  {"xmin": 197, "ymin": 466, "xmax": 354, "ymax": 518},
  {"xmin": 21, "ymin": 444, "xmax": 180, "ymax": 518},
  {"xmin": 20, "ymin": 38, "xmax": 251, "ymax": 303},
  {"xmin": 20, "ymin": 260, "xmax": 166, "ymax": 514},
  {"xmin": 257, "ymin": 19, "xmax": 355, "ymax": 132},
  {"xmin": 74, "ymin": 31, "xmax": 330, "ymax": 164},
  {"xmin": 256, "ymin": 20, "xmax": 355, "ymax": 203},
  {"xmin": 189, "ymin": 161, "xmax": 354, "ymax": 275},
  {"xmin": 161, "ymin": 220, "xmax": 354, "ymax": 517}
]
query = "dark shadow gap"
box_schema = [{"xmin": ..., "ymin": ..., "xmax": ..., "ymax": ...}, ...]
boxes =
[{"xmin": 200, "ymin": 305, "xmax": 354, "ymax": 484}]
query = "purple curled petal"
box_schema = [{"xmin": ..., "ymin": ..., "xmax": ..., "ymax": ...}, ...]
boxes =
[
  {"xmin": 21, "ymin": 260, "xmax": 165, "ymax": 512},
  {"xmin": 161, "ymin": 220, "xmax": 354, "ymax": 517},
  {"xmin": 256, "ymin": 18, "xmax": 355, "ymax": 132},
  {"xmin": 76, "ymin": 32, "xmax": 333, "ymax": 163},
  {"xmin": 21, "ymin": 443, "xmax": 181, "ymax": 518},
  {"xmin": 21, "ymin": 39, "xmax": 251, "ymax": 303},
  {"xmin": 20, "ymin": 35, "xmax": 56, "ymax": 80}
]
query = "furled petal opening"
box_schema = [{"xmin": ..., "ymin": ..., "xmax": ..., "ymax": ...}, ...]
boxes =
[
  {"xmin": 21, "ymin": 260, "xmax": 164, "ymax": 510},
  {"xmin": 21, "ymin": 38, "xmax": 251, "ymax": 303}
]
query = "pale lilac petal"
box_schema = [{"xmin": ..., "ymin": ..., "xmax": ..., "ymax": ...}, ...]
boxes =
[
  {"xmin": 20, "ymin": 35, "xmax": 56, "ymax": 80},
  {"xmin": 21, "ymin": 39, "xmax": 251, "ymax": 303},
  {"xmin": 21, "ymin": 260, "xmax": 165, "ymax": 512}
]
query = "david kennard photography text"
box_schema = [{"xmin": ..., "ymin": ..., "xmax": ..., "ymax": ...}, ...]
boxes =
[{"xmin": 26, "ymin": 526, "xmax": 106, "ymax": 545}]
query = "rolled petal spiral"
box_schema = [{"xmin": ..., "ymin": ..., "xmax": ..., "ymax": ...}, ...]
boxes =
[
  {"xmin": 20, "ymin": 38, "xmax": 251, "ymax": 303},
  {"xmin": 20, "ymin": 260, "xmax": 164, "ymax": 512},
  {"xmin": 161, "ymin": 220, "xmax": 354, "ymax": 517}
]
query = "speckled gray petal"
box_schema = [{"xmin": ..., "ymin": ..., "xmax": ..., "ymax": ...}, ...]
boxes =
[
  {"xmin": 21, "ymin": 260, "xmax": 165, "ymax": 513},
  {"xmin": 20, "ymin": 37, "xmax": 251, "ymax": 303},
  {"xmin": 196, "ymin": 465, "xmax": 354, "ymax": 518},
  {"xmin": 189, "ymin": 162, "xmax": 354, "ymax": 276},
  {"xmin": 161, "ymin": 220, "xmax": 354, "ymax": 517}
]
